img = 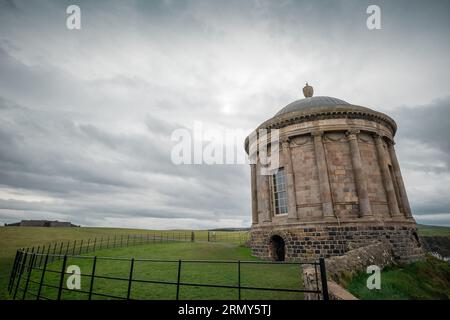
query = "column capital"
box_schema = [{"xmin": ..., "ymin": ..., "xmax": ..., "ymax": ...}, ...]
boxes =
[
  {"xmin": 386, "ymin": 139, "xmax": 396, "ymax": 146},
  {"xmin": 280, "ymin": 137, "xmax": 291, "ymax": 148},
  {"xmin": 372, "ymin": 133, "xmax": 384, "ymax": 144},
  {"xmin": 345, "ymin": 129, "xmax": 360, "ymax": 140}
]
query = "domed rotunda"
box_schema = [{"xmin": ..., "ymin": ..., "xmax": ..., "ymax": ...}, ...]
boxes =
[{"xmin": 244, "ymin": 83, "xmax": 424, "ymax": 263}]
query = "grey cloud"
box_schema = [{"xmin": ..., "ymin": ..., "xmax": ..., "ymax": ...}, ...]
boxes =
[
  {"xmin": 393, "ymin": 96, "xmax": 450, "ymax": 168},
  {"xmin": 0, "ymin": 0, "xmax": 449, "ymax": 228}
]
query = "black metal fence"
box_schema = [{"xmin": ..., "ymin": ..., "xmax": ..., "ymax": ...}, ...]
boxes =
[
  {"xmin": 9, "ymin": 250, "xmax": 328, "ymax": 300},
  {"xmin": 7, "ymin": 231, "xmax": 328, "ymax": 300},
  {"xmin": 8, "ymin": 231, "xmax": 249, "ymax": 269}
]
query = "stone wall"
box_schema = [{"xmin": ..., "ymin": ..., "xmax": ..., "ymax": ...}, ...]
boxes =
[
  {"xmin": 303, "ymin": 241, "xmax": 394, "ymax": 300},
  {"xmin": 251, "ymin": 220, "xmax": 424, "ymax": 264}
]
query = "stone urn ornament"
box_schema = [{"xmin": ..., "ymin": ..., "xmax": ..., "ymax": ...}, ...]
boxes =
[{"xmin": 303, "ymin": 82, "xmax": 314, "ymax": 98}]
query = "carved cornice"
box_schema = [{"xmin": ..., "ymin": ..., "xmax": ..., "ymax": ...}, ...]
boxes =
[{"xmin": 257, "ymin": 109, "xmax": 397, "ymax": 136}]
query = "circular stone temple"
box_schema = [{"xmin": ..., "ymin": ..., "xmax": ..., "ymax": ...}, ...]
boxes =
[{"xmin": 244, "ymin": 84, "xmax": 424, "ymax": 263}]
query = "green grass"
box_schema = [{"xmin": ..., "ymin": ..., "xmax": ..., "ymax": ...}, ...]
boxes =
[
  {"xmin": 346, "ymin": 254, "xmax": 450, "ymax": 300},
  {"xmin": 417, "ymin": 224, "xmax": 450, "ymax": 237},
  {"xmin": 3, "ymin": 224, "xmax": 450, "ymax": 300},
  {"xmin": 20, "ymin": 242, "xmax": 302, "ymax": 300},
  {"xmin": 0, "ymin": 227, "xmax": 249, "ymax": 299}
]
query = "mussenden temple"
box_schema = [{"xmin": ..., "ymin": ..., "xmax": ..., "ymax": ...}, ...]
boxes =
[{"xmin": 245, "ymin": 83, "xmax": 424, "ymax": 263}]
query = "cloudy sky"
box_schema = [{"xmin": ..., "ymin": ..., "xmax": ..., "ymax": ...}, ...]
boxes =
[{"xmin": 0, "ymin": 0, "xmax": 449, "ymax": 229}]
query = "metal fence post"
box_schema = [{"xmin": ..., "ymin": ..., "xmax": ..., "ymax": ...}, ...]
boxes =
[
  {"xmin": 93, "ymin": 238, "xmax": 97, "ymax": 251},
  {"xmin": 58, "ymin": 242, "xmax": 63, "ymax": 255},
  {"xmin": 65, "ymin": 241, "xmax": 70, "ymax": 255},
  {"xmin": 319, "ymin": 257, "xmax": 329, "ymax": 301},
  {"xmin": 127, "ymin": 258, "xmax": 135, "ymax": 300},
  {"xmin": 88, "ymin": 256, "xmax": 97, "ymax": 300},
  {"xmin": 79, "ymin": 240, "xmax": 84, "ymax": 255},
  {"xmin": 13, "ymin": 252, "xmax": 28, "ymax": 300},
  {"xmin": 72, "ymin": 240, "xmax": 77, "ymax": 255},
  {"xmin": 86, "ymin": 238, "xmax": 91, "ymax": 253},
  {"xmin": 37, "ymin": 254, "xmax": 49, "ymax": 300},
  {"xmin": 238, "ymin": 260, "xmax": 241, "ymax": 300},
  {"xmin": 57, "ymin": 255, "xmax": 68, "ymax": 300},
  {"xmin": 176, "ymin": 260, "xmax": 182, "ymax": 300},
  {"xmin": 8, "ymin": 251, "xmax": 20, "ymax": 293},
  {"xmin": 22, "ymin": 253, "xmax": 36, "ymax": 300},
  {"xmin": 208, "ymin": 231, "xmax": 210, "ymax": 242}
]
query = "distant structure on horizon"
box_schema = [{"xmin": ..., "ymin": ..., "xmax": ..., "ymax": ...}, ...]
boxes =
[
  {"xmin": 5, "ymin": 220, "xmax": 79, "ymax": 227},
  {"xmin": 244, "ymin": 83, "xmax": 424, "ymax": 263}
]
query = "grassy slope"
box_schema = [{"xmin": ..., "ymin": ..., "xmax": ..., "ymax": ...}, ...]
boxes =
[
  {"xmin": 347, "ymin": 255, "xmax": 450, "ymax": 300},
  {"xmin": 24, "ymin": 242, "xmax": 302, "ymax": 300},
  {"xmin": 417, "ymin": 224, "xmax": 450, "ymax": 237}
]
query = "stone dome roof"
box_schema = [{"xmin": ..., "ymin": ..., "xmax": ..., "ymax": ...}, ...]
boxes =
[
  {"xmin": 275, "ymin": 96, "xmax": 352, "ymax": 116},
  {"xmin": 257, "ymin": 86, "xmax": 397, "ymax": 134},
  {"xmin": 244, "ymin": 83, "xmax": 398, "ymax": 154}
]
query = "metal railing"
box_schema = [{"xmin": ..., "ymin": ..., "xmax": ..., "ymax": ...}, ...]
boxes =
[
  {"xmin": 7, "ymin": 231, "xmax": 328, "ymax": 300},
  {"xmin": 9, "ymin": 250, "xmax": 328, "ymax": 300}
]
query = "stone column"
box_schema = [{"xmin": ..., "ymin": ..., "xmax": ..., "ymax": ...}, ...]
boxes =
[
  {"xmin": 387, "ymin": 141, "xmax": 413, "ymax": 218},
  {"xmin": 261, "ymin": 173, "xmax": 272, "ymax": 222},
  {"xmin": 374, "ymin": 134, "xmax": 401, "ymax": 217},
  {"xmin": 250, "ymin": 164, "xmax": 259, "ymax": 224},
  {"xmin": 346, "ymin": 130, "xmax": 372, "ymax": 217},
  {"xmin": 281, "ymin": 139, "xmax": 298, "ymax": 221},
  {"xmin": 311, "ymin": 131, "xmax": 334, "ymax": 218}
]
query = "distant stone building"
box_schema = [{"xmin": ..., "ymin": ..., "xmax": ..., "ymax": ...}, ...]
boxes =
[
  {"xmin": 245, "ymin": 84, "xmax": 424, "ymax": 263},
  {"xmin": 5, "ymin": 220, "xmax": 79, "ymax": 227}
]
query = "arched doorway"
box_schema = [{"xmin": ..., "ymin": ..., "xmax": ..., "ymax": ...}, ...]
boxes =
[{"xmin": 269, "ymin": 235, "xmax": 285, "ymax": 261}]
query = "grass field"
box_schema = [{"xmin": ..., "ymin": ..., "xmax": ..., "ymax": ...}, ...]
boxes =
[
  {"xmin": 0, "ymin": 227, "xmax": 248, "ymax": 299},
  {"xmin": 346, "ymin": 254, "xmax": 450, "ymax": 299},
  {"xmin": 416, "ymin": 224, "xmax": 450, "ymax": 237},
  {"xmin": 20, "ymin": 242, "xmax": 303, "ymax": 300},
  {"xmin": 2, "ymin": 224, "xmax": 449, "ymax": 300}
]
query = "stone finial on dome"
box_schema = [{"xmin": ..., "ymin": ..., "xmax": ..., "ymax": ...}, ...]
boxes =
[{"xmin": 303, "ymin": 82, "xmax": 314, "ymax": 98}]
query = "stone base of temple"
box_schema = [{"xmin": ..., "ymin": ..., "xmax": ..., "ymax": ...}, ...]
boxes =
[{"xmin": 250, "ymin": 219, "xmax": 424, "ymax": 264}]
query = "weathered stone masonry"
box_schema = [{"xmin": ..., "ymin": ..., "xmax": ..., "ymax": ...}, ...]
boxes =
[{"xmin": 244, "ymin": 84, "xmax": 424, "ymax": 264}]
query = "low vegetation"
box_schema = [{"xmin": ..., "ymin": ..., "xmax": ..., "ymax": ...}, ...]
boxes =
[{"xmin": 347, "ymin": 254, "xmax": 450, "ymax": 299}]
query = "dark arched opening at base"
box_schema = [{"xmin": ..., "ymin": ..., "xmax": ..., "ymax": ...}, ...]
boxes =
[{"xmin": 269, "ymin": 235, "xmax": 286, "ymax": 261}]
